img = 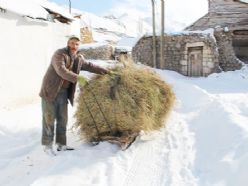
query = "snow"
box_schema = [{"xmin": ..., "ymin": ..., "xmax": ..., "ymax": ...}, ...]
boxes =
[
  {"xmin": 1, "ymin": 63, "xmax": 248, "ymax": 186},
  {"xmin": 33, "ymin": 0, "xmax": 74, "ymax": 20},
  {"xmin": 79, "ymin": 42, "xmax": 109, "ymax": 50},
  {"xmin": 92, "ymin": 30, "xmax": 122, "ymax": 43},
  {"xmin": 117, "ymin": 13, "xmax": 152, "ymax": 37},
  {"xmin": 0, "ymin": 9, "xmax": 71, "ymax": 110},
  {"xmin": 0, "ymin": 0, "xmax": 75, "ymax": 21},
  {"xmin": 70, "ymin": 8, "xmax": 152, "ymax": 43},
  {"xmin": 116, "ymin": 36, "xmax": 142, "ymax": 52},
  {"xmin": 78, "ymin": 36, "xmax": 142, "ymax": 53},
  {"xmin": 144, "ymin": 28, "xmax": 215, "ymax": 38},
  {"xmin": 0, "ymin": 0, "xmax": 48, "ymax": 19},
  {"xmin": 79, "ymin": 11, "xmax": 126, "ymax": 35},
  {"xmin": 239, "ymin": 0, "xmax": 248, "ymax": 3}
]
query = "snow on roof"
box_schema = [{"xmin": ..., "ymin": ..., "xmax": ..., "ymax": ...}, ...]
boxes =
[
  {"xmin": 237, "ymin": 0, "xmax": 248, "ymax": 3},
  {"xmin": 79, "ymin": 41, "xmax": 109, "ymax": 50},
  {"xmin": 0, "ymin": 0, "xmax": 48, "ymax": 19},
  {"xmin": 167, "ymin": 28, "xmax": 215, "ymax": 37},
  {"xmin": 116, "ymin": 36, "xmax": 142, "ymax": 52},
  {"xmin": 0, "ymin": 0, "xmax": 74, "ymax": 21},
  {"xmin": 34, "ymin": 0, "xmax": 74, "ymax": 20},
  {"xmin": 144, "ymin": 28, "xmax": 215, "ymax": 38},
  {"xmin": 135, "ymin": 29, "xmax": 216, "ymax": 47}
]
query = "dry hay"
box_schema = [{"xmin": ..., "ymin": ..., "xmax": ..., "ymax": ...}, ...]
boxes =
[{"xmin": 74, "ymin": 60, "xmax": 175, "ymax": 142}]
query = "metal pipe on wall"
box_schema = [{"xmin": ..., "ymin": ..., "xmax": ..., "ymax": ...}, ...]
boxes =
[
  {"xmin": 160, "ymin": 0, "xmax": 165, "ymax": 69},
  {"xmin": 68, "ymin": 0, "xmax": 71, "ymax": 14},
  {"xmin": 151, "ymin": 0, "xmax": 157, "ymax": 68}
]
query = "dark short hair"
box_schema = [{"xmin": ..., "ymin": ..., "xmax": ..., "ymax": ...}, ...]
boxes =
[{"xmin": 68, "ymin": 36, "xmax": 80, "ymax": 42}]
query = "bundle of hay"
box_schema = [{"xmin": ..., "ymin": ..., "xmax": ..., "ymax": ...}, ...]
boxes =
[{"xmin": 74, "ymin": 60, "xmax": 175, "ymax": 144}]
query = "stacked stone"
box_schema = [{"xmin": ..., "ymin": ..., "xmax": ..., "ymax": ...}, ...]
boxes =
[
  {"xmin": 214, "ymin": 30, "xmax": 242, "ymax": 71},
  {"xmin": 79, "ymin": 45, "xmax": 114, "ymax": 60},
  {"xmin": 132, "ymin": 33, "xmax": 219, "ymax": 76}
]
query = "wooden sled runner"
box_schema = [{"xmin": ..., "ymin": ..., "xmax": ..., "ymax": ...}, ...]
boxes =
[{"xmin": 91, "ymin": 131, "xmax": 139, "ymax": 150}]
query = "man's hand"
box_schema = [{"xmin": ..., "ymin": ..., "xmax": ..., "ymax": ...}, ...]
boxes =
[{"xmin": 77, "ymin": 76, "xmax": 88, "ymax": 88}]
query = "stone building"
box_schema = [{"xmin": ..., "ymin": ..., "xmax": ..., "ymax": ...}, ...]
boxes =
[
  {"xmin": 132, "ymin": 32, "xmax": 219, "ymax": 77},
  {"xmin": 133, "ymin": 0, "xmax": 248, "ymax": 76},
  {"xmin": 187, "ymin": 0, "xmax": 248, "ymax": 70}
]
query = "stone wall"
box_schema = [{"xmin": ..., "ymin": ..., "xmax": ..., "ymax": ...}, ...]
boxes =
[
  {"xmin": 79, "ymin": 44, "xmax": 114, "ymax": 60},
  {"xmin": 214, "ymin": 30, "xmax": 243, "ymax": 71},
  {"xmin": 132, "ymin": 33, "xmax": 219, "ymax": 76}
]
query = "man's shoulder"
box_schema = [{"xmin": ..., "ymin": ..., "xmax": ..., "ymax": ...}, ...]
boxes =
[{"xmin": 77, "ymin": 53, "xmax": 85, "ymax": 61}]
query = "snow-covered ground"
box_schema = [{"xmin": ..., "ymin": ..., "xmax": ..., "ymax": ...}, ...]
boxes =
[{"xmin": 1, "ymin": 63, "xmax": 248, "ymax": 186}]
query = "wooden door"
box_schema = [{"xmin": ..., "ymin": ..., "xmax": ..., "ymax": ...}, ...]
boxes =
[{"xmin": 188, "ymin": 47, "xmax": 203, "ymax": 77}]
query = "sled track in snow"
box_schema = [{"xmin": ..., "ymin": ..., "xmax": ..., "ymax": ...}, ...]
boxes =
[
  {"xmin": 120, "ymin": 112, "xmax": 197, "ymax": 186},
  {"xmin": 122, "ymin": 135, "xmax": 167, "ymax": 186}
]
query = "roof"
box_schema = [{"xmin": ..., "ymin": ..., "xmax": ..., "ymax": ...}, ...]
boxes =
[
  {"xmin": 34, "ymin": 0, "xmax": 74, "ymax": 21},
  {"xmin": 235, "ymin": 0, "xmax": 248, "ymax": 4},
  {"xmin": 0, "ymin": 0, "xmax": 75, "ymax": 22},
  {"xmin": 0, "ymin": 0, "xmax": 48, "ymax": 19}
]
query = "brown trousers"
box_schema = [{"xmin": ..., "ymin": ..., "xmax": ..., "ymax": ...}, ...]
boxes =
[{"xmin": 41, "ymin": 88, "xmax": 68, "ymax": 146}]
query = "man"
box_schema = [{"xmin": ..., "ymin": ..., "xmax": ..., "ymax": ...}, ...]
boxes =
[{"xmin": 39, "ymin": 35, "xmax": 109, "ymax": 155}]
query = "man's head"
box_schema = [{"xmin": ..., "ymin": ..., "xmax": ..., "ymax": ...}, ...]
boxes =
[{"xmin": 67, "ymin": 36, "xmax": 80, "ymax": 54}]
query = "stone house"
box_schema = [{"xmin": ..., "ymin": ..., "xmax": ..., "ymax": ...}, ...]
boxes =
[
  {"xmin": 132, "ymin": 31, "xmax": 219, "ymax": 77},
  {"xmin": 133, "ymin": 0, "xmax": 248, "ymax": 76},
  {"xmin": 186, "ymin": 0, "xmax": 248, "ymax": 71}
]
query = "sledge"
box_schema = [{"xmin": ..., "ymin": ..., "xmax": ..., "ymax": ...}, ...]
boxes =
[
  {"xmin": 90, "ymin": 131, "xmax": 139, "ymax": 150},
  {"xmin": 82, "ymin": 77, "xmax": 139, "ymax": 150}
]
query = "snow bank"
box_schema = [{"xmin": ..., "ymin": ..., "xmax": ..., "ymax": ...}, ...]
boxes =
[
  {"xmin": 157, "ymin": 65, "xmax": 248, "ymax": 186},
  {"xmin": 1, "ymin": 64, "xmax": 248, "ymax": 186}
]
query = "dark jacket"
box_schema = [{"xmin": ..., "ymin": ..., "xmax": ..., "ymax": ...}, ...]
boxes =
[{"xmin": 39, "ymin": 47, "xmax": 109, "ymax": 105}]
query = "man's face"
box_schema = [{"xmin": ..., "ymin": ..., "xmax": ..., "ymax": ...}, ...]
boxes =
[{"xmin": 68, "ymin": 39, "xmax": 80, "ymax": 54}]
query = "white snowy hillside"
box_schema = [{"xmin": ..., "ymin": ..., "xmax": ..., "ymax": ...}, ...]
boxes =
[
  {"xmin": 1, "ymin": 62, "xmax": 248, "ymax": 186},
  {"xmin": 112, "ymin": 13, "xmax": 152, "ymax": 37},
  {"xmin": 70, "ymin": 9, "xmax": 152, "ymax": 43}
]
